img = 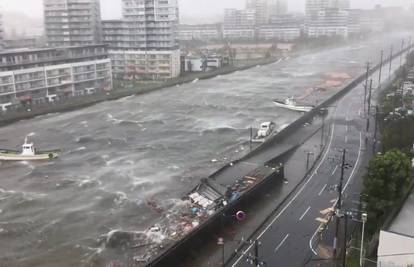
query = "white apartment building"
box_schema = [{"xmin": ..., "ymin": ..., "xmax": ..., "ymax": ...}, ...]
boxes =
[
  {"xmin": 305, "ymin": 8, "xmax": 349, "ymax": 38},
  {"xmin": 121, "ymin": 0, "xmax": 179, "ymax": 50},
  {"xmin": 224, "ymin": 9, "xmax": 256, "ymax": 28},
  {"xmin": 44, "ymin": 0, "xmax": 102, "ymax": 47},
  {"xmin": 258, "ymin": 25, "xmax": 300, "ymax": 41},
  {"xmin": 305, "ymin": 0, "xmax": 350, "ymax": 38},
  {"xmin": 102, "ymin": 0, "xmax": 180, "ymax": 80},
  {"xmin": 247, "ymin": 0, "xmax": 288, "ymax": 25},
  {"xmin": 223, "ymin": 28, "xmax": 255, "ymax": 40},
  {"xmin": 109, "ymin": 49, "xmax": 180, "ymax": 80},
  {"xmin": 0, "ymin": 45, "xmax": 112, "ymax": 107},
  {"xmin": 178, "ymin": 24, "xmax": 222, "ymax": 41},
  {"xmin": 223, "ymin": 9, "xmax": 256, "ymax": 40}
]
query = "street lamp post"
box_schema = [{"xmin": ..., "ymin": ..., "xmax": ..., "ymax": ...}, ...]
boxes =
[
  {"xmin": 360, "ymin": 213, "xmax": 368, "ymax": 267},
  {"xmin": 388, "ymin": 45, "xmax": 393, "ymax": 79}
]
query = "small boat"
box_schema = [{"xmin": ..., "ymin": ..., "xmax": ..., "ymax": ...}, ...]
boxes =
[
  {"xmin": 0, "ymin": 138, "xmax": 59, "ymax": 161},
  {"xmin": 273, "ymin": 97, "xmax": 314, "ymax": 112},
  {"xmin": 252, "ymin": 122, "xmax": 277, "ymax": 143}
]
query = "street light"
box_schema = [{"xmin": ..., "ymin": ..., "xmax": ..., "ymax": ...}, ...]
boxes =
[{"xmin": 360, "ymin": 213, "xmax": 368, "ymax": 267}]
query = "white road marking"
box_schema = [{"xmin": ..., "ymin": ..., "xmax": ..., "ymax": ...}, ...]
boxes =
[
  {"xmin": 318, "ymin": 184, "xmax": 327, "ymax": 196},
  {"xmin": 345, "ymin": 135, "xmax": 348, "ymax": 143},
  {"xmin": 331, "ymin": 165, "xmax": 338, "ymax": 176},
  {"xmin": 231, "ymin": 111, "xmax": 338, "ymax": 266},
  {"xmin": 309, "ymin": 131, "xmax": 363, "ymax": 255},
  {"xmin": 299, "ymin": 206, "xmax": 311, "ymax": 221},
  {"xmin": 274, "ymin": 234, "xmax": 290, "ymax": 253}
]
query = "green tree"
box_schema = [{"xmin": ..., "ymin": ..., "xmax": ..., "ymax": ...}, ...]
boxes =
[{"xmin": 363, "ymin": 150, "xmax": 411, "ymax": 233}]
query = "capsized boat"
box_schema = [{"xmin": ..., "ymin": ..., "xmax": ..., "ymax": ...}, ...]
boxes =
[
  {"xmin": 252, "ymin": 121, "xmax": 277, "ymax": 143},
  {"xmin": 0, "ymin": 138, "xmax": 59, "ymax": 161},
  {"xmin": 273, "ymin": 97, "xmax": 314, "ymax": 112}
]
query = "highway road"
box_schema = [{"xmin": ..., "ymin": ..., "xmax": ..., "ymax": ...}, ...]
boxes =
[{"xmin": 228, "ymin": 50, "xmax": 406, "ymax": 267}]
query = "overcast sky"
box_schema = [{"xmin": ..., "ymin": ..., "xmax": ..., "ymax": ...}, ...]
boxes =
[{"xmin": 0, "ymin": 0, "xmax": 413, "ymax": 20}]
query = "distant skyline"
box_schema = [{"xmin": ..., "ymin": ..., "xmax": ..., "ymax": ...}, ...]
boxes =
[{"xmin": 0, "ymin": 0, "xmax": 413, "ymax": 22}]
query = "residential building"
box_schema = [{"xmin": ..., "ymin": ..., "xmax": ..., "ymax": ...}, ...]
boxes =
[
  {"xmin": 377, "ymin": 231, "xmax": 414, "ymax": 267},
  {"xmin": 223, "ymin": 9, "xmax": 256, "ymax": 40},
  {"xmin": 102, "ymin": 0, "xmax": 181, "ymax": 80},
  {"xmin": 359, "ymin": 9, "xmax": 386, "ymax": 33},
  {"xmin": 258, "ymin": 25, "xmax": 300, "ymax": 41},
  {"xmin": 305, "ymin": 8, "xmax": 349, "ymax": 38},
  {"xmin": 121, "ymin": 0, "xmax": 179, "ymax": 50},
  {"xmin": 305, "ymin": 0, "xmax": 350, "ymax": 38},
  {"xmin": 2, "ymin": 37, "xmax": 47, "ymax": 50},
  {"xmin": 259, "ymin": 14, "xmax": 302, "ymax": 41},
  {"xmin": 178, "ymin": 24, "xmax": 222, "ymax": 41},
  {"xmin": 43, "ymin": 0, "xmax": 102, "ymax": 47},
  {"xmin": 246, "ymin": 0, "xmax": 268, "ymax": 24},
  {"xmin": 268, "ymin": 0, "xmax": 288, "ymax": 17},
  {"xmin": 109, "ymin": 49, "xmax": 180, "ymax": 80},
  {"xmin": 223, "ymin": 27, "xmax": 255, "ymax": 40},
  {"xmin": 224, "ymin": 8, "xmax": 256, "ymax": 28},
  {"xmin": 377, "ymin": 190, "xmax": 414, "ymax": 267},
  {"xmin": 0, "ymin": 45, "xmax": 112, "ymax": 107}
]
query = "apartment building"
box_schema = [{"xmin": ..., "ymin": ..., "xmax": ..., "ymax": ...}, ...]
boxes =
[
  {"xmin": 247, "ymin": 0, "xmax": 288, "ymax": 25},
  {"xmin": 258, "ymin": 14, "xmax": 302, "ymax": 41},
  {"xmin": 109, "ymin": 49, "xmax": 180, "ymax": 80},
  {"xmin": 102, "ymin": 0, "xmax": 181, "ymax": 80},
  {"xmin": 305, "ymin": 8, "xmax": 349, "ymax": 38},
  {"xmin": 223, "ymin": 9, "xmax": 256, "ymax": 40},
  {"xmin": 305, "ymin": 0, "xmax": 350, "ymax": 38},
  {"xmin": 178, "ymin": 24, "xmax": 222, "ymax": 41},
  {"xmin": 44, "ymin": 0, "xmax": 102, "ymax": 47},
  {"xmin": 0, "ymin": 45, "xmax": 112, "ymax": 108}
]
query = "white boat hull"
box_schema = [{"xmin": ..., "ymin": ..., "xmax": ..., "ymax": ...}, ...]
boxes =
[
  {"xmin": 0, "ymin": 152, "xmax": 58, "ymax": 161},
  {"xmin": 273, "ymin": 101, "xmax": 313, "ymax": 112}
]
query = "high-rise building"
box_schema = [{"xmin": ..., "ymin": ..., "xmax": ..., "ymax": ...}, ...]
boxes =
[
  {"xmin": 305, "ymin": 0, "xmax": 350, "ymax": 38},
  {"xmin": 246, "ymin": 0, "xmax": 287, "ymax": 25},
  {"xmin": 44, "ymin": 0, "xmax": 102, "ymax": 47},
  {"xmin": 224, "ymin": 9, "xmax": 256, "ymax": 28},
  {"xmin": 223, "ymin": 9, "xmax": 256, "ymax": 39},
  {"xmin": 246, "ymin": 0, "xmax": 268, "ymax": 24},
  {"xmin": 102, "ymin": 0, "xmax": 181, "ymax": 80},
  {"xmin": 120, "ymin": 0, "xmax": 179, "ymax": 50},
  {"xmin": 268, "ymin": 0, "xmax": 288, "ymax": 18}
]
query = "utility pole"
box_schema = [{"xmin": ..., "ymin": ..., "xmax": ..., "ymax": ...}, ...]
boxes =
[
  {"xmin": 388, "ymin": 45, "xmax": 393, "ymax": 79},
  {"xmin": 378, "ymin": 50, "xmax": 384, "ymax": 89},
  {"xmin": 254, "ymin": 240, "xmax": 259, "ymax": 266},
  {"xmin": 320, "ymin": 112, "xmax": 326, "ymax": 152},
  {"xmin": 373, "ymin": 105, "xmax": 379, "ymax": 155},
  {"xmin": 342, "ymin": 214, "xmax": 348, "ymax": 267},
  {"xmin": 249, "ymin": 126, "xmax": 253, "ymax": 152},
  {"xmin": 360, "ymin": 213, "xmax": 368, "ymax": 267},
  {"xmin": 366, "ymin": 79, "xmax": 373, "ymax": 133},
  {"xmin": 333, "ymin": 149, "xmax": 346, "ymax": 257},
  {"xmin": 400, "ymin": 38, "xmax": 405, "ymax": 68},
  {"xmin": 363, "ymin": 62, "xmax": 370, "ymax": 116}
]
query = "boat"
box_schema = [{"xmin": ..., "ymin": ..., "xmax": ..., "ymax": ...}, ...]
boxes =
[
  {"xmin": 252, "ymin": 121, "xmax": 277, "ymax": 143},
  {"xmin": 273, "ymin": 97, "xmax": 314, "ymax": 112},
  {"xmin": 0, "ymin": 138, "xmax": 59, "ymax": 161}
]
